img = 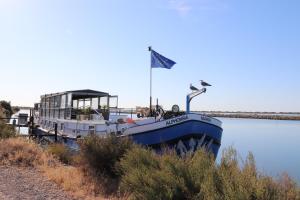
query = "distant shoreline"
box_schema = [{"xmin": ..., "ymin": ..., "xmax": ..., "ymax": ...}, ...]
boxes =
[
  {"xmin": 197, "ymin": 111, "xmax": 300, "ymax": 121},
  {"xmin": 10, "ymin": 107, "xmax": 300, "ymax": 120}
]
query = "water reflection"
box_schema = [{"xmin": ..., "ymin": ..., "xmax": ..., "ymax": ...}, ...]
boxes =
[{"xmin": 218, "ymin": 118, "xmax": 300, "ymax": 183}]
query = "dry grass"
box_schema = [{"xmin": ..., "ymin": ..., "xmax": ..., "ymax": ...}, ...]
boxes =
[
  {"xmin": 0, "ymin": 138, "xmax": 108, "ymax": 199},
  {"xmin": 0, "ymin": 137, "xmax": 299, "ymax": 200},
  {"xmin": 41, "ymin": 165, "xmax": 104, "ymax": 199},
  {"xmin": 47, "ymin": 143, "xmax": 74, "ymax": 164},
  {"xmin": 0, "ymin": 138, "xmax": 48, "ymax": 167}
]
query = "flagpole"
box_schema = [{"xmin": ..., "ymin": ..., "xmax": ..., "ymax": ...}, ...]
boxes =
[
  {"xmin": 148, "ymin": 46, "xmax": 175, "ymax": 117},
  {"xmin": 148, "ymin": 46, "xmax": 152, "ymax": 117}
]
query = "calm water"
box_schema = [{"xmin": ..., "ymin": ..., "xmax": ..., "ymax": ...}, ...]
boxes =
[
  {"xmin": 202, "ymin": 112, "xmax": 300, "ymax": 117},
  {"xmin": 217, "ymin": 118, "xmax": 300, "ymax": 183}
]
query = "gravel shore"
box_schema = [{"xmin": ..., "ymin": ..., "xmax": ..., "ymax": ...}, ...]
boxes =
[{"xmin": 0, "ymin": 166, "xmax": 74, "ymax": 200}]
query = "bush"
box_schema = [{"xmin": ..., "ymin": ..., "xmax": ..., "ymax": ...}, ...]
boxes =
[
  {"xmin": 0, "ymin": 122, "xmax": 16, "ymax": 139},
  {"xmin": 47, "ymin": 143, "xmax": 73, "ymax": 165},
  {"xmin": 0, "ymin": 102, "xmax": 16, "ymax": 138},
  {"xmin": 77, "ymin": 135, "xmax": 135, "ymax": 196},
  {"xmin": 0, "ymin": 100, "xmax": 13, "ymax": 118},
  {"xmin": 79, "ymin": 134, "xmax": 134, "ymax": 178},
  {"xmin": 119, "ymin": 146, "xmax": 300, "ymax": 200},
  {"xmin": 0, "ymin": 107, "xmax": 5, "ymax": 119},
  {"xmin": 0, "ymin": 138, "xmax": 56, "ymax": 167},
  {"xmin": 119, "ymin": 147, "xmax": 217, "ymax": 200}
]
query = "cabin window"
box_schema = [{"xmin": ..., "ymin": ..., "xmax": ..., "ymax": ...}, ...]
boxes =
[
  {"xmin": 60, "ymin": 110, "xmax": 65, "ymax": 119},
  {"xmin": 67, "ymin": 93, "xmax": 72, "ymax": 107},
  {"xmin": 54, "ymin": 109, "xmax": 59, "ymax": 118},
  {"xmin": 45, "ymin": 98, "xmax": 50, "ymax": 118},
  {"xmin": 53, "ymin": 96, "xmax": 61, "ymax": 118},
  {"xmin": 92, "ymin": 98, "xmax": 98, "ymax": 109},
  {"xmin": 99, "ymin": 96, "xmax": 108, "ymax": 109},
  {"xmin": 109, "ymin": 96, "xmax": 118, "ymax": 108},
  {"xmin": 61, "ymin": 95, "xmax": 66, "ymax": 108},
  {"xmin": 54, "ymin": 96, "xmax": 61, "ymax": 108},
  {"xmin": 50, "ymin": 97, "xmax": 55, "ymax": 118},
  {"xmin": 73, "ymin": 100, "xmax": 78, "ymax": 109},
  {"xmin": 78, "ymin": 99, "xmax": 84, "ymax": 109}
]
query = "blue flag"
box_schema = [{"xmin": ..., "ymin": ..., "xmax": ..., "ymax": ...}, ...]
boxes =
[{"xmin": 151, "ymin": 50, "xmax": 176, "ymax": 69}]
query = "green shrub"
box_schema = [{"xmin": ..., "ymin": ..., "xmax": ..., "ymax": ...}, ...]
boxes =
[
  {"xmin": 0, "ymin": 102, "xmax": 16, "ymax": 138},
  {"xmin": 119, "ymin": 147, "xmax": 217, "ymax": 200},
  {"xmin": 0, "ymin": 107, "xmax": 5, "ymax": 119},
  {"xmin": 119, "ymin": 147, "xmax": 164, "ymax": 199},
  {"xmin": 0, "ymin": 122, "xmax": 16, "ymax": 139},
  {"xmin": 119, "ymin": 146, "xmax": 300, "ymax": 200},
  {"xmin": 78, "ymin": 134, "xmax": 134, "ymax": 178},
  {"xmin": 47, "ymin": 143, "xmax": 73, "ymax": 164},
  {"xmin": 0, "ymin": 100, "xmax": 13, "ymax": 119}
]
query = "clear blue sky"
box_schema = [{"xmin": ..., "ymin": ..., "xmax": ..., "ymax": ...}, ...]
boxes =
[{"xmin": 0, "ymin": 0, "xmax": 299, "ymax": 112}]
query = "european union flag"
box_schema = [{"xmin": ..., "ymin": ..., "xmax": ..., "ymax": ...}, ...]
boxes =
[{"xmin": 151, "ymin": 50, "xmax": 176, "ymax": 69}]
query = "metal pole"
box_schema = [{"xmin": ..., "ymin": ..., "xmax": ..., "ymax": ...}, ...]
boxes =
[
  {"xmin": 30, "ymin": 115, "xmax": 34, "ymax": 136},
  {"xmin": 186, "ymin": 95, "xmax": 190, "ymax": 114},
  {"xmin": 149, "ymin": 46, "xmax": 152, "ymax": 117},
  {"xmin": 54, "ymin": 123, "xmax": 57, "ymax": 142},
  {"xmin": 155, "ymin": 98, "xmax": 158, "ymax": 121},
  {"xmin": 150, "ymin": 67, "xmax": 152, "ymax": 117},
  {"xmin": 28, "ymin": 109, "xmax": 31, "ymax": 135},
  {"xmin": 186, "ymin": 88, "xmax": 206, "ymax": 114}
]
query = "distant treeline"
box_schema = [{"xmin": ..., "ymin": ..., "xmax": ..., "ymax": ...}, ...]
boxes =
[
  {"xmin": 204, "ymin": 113, "xmax": 300, "ymax": 121},
  {"xmin": 198, "ymin": 111, "xmax": 300, "ymax": 115}
]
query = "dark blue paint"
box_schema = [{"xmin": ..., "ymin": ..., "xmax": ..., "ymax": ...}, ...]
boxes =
[{"xmin": 129, "ymin": 120, "xmax": 223, "ymax": 156}]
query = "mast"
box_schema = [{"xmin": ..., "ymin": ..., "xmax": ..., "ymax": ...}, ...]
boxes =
[{"xmin": 149, "ymin": 46, "xmax": 152, "ymax": 117}]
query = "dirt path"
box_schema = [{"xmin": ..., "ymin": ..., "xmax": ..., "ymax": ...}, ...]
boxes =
[{"xmin": 0, "ymin": 166, "xmax": 74, "ymax": 200}]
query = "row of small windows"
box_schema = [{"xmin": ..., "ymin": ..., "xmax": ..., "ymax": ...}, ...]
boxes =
[{"xmin": 40, "ymin": 108, "xmax": 71, "ymax": 119}]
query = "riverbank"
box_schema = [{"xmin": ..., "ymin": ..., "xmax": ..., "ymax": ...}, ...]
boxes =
[
  {"xmin": 0, "ymin": 136, "xmax": 299, "ymax": 200},
  {"xmin": 201, "ymin": 112, "xmax": 300, "ymax": 120}
]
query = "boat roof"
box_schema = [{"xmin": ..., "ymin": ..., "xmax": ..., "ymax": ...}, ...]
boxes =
[{"xmin": 41, "ymin": 89, "xmax": 109, "ymax": 99}]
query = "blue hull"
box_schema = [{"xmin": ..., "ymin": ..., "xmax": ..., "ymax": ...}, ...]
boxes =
[
  {"xmin": 34, "ymin": 119, "xmax": 222, "ymax": 157},
  {"xmin": 128, "ymin": 120, "xmax": 223, "ymax": 157}
]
